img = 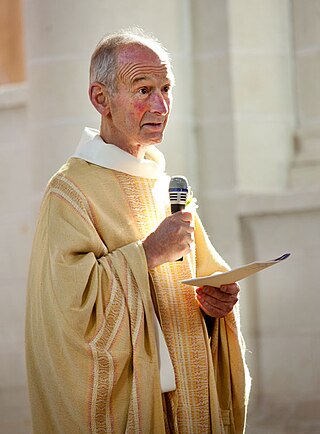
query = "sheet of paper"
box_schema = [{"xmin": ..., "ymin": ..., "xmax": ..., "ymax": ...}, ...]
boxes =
[{"xmin": 181, "ymin": 253, "xmax": 291, "ymax": 287}]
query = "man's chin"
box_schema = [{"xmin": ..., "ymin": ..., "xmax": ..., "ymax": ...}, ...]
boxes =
[{"xmin": 141, "ymin": 132, "xmax": 164, "ymax": 146}]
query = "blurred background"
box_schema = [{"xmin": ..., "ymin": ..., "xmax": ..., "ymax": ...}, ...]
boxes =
[{"xmin": 1, "ymin": 0, "xmax": 320, "ymax": 433}]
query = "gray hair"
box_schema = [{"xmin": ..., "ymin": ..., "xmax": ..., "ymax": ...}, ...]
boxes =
[{"xmin": 89, "ymin": 28, "xmax": 174, "ymax": 94}]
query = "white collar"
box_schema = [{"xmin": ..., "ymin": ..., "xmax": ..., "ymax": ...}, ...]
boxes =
[{"xmin": 73, "ymin": 127, "xmax": 166, "ymax": 179}]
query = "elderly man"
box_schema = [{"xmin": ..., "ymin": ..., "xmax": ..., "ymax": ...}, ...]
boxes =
[{"xmin": 26, "ymin": 29, "xmax": 250, "ymax": 433}]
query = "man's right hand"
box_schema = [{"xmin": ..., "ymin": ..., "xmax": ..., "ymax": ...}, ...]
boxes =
[{"xmin": 142, "ymin": 211, "xmax": 194, "ymax": 269}]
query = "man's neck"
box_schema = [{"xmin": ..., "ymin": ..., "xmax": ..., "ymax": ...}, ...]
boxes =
[{"xmin": 99, "ymin": 126, "xmax": 147, "ymax": 159}]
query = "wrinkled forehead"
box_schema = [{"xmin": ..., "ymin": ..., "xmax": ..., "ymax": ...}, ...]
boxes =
[
  {"xmin": 117, "ymin": 44, "xmax": 174, "ymax": 85},
  {"xmin": 118, "ymin": 62, "xmax": 173, "ymax": 86}
]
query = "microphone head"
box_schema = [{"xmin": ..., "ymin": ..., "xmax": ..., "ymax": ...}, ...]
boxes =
[{"xmin": 169, "ymin": 176, "xmax": 189, "ymax": 206}]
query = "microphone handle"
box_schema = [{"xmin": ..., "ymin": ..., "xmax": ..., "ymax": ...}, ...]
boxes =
[
  {"xmin": 170, "ymin": 203, "xmax": 185, "ymax": 214},
  {"xmin": 170, "ymin": 203, "xmax": 185, "ymax": 261}
]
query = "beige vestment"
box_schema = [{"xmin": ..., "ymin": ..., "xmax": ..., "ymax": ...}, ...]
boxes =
[{"xmin": 26, "ymin": 128, "xmax": 250, "ymax": 433}]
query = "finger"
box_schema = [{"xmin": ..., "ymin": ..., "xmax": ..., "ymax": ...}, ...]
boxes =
[
  {"xmin": 197, "ymin": 283, "xmax": 240, "ymax": 295},
  {"xmin": 196, "ymin": 296, "xmax": 231, "ymax": 318},
  {"xmin": 200, "ymin": 286, "xmax": 230, "ymax": 300},
  {"xmin": 196, "ymin": 286, "xmax": 238, "ymax": 311},
  {"xmin": 212, "ymin": 292, "xmax": 238, "ymax": 306},
  {"xmin": 196, "ymin": 285, "xmax": 219, "ymax": 296},
  {"xmin": 170, "ymin": 214, "xmax": 194, "ymax": 231},
  {"xmin": 198, "ymin": 291, "xmax": 237, "ymax": 310},
  {"xmin": 179, "ymin": 210, "xmax": 193, "ymax": 222},
  {"xmin": 220, "ymin": 283, "xmax": 240, "ymax": 295},
  {"xmin": 185, "ymin": 224, "xmax": 195, "ymax": 234}
]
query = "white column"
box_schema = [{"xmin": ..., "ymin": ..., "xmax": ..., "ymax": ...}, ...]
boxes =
[
  {"xmin": 191, "ymin": 0, "xmax": 239, "ymax": 265},
  {"xmin": 228, "ymin": 0, "xmax": 295, "ymax": 191},
  {"xmin": 290, "ymin": 0, "xmax": 320, "ymax": 188},
  {"xmin": 191, "ymin": 0, "xmax": 298, "ymax": 411}
]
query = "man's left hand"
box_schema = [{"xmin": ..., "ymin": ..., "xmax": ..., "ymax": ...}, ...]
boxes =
[{"xmin": 196, "ymin": 283, "xmax": 240, "ymax": 318}]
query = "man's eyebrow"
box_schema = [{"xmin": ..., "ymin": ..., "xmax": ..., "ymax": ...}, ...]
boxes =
[{"xmin": 132, "ymin": 76, "xmax": 148, "ymax": 84}]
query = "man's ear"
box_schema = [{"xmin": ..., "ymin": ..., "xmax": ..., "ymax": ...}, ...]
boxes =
[{"xmin": 89, "ymin": 82, "xmax": 111, "ymax": 116}]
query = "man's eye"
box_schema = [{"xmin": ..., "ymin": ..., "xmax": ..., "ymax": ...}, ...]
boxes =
[
  {"xmin": 163, "ymin": 85, "xmax": 171, "ymax": 93},
  {"xmin": 138, "ymin": 87, "xmax": 149, "ymax": 95}
]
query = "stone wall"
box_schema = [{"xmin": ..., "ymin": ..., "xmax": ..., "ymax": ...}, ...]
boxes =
[
  {"xmin": 0, "ymin": 83, "xmax": 32, "ymax": 432},
  {"xmin": 239, "ymin": 192, "xmax": 320, "ymax": 433},
  {"xmin": 290, "ymin": 0, "xmax": 320, "ymax": 188}
]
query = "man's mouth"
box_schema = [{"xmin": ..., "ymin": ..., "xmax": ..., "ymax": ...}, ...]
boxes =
[{"xmin": 142, "ymin": 122, "xmax": 163, "ymax": 130}]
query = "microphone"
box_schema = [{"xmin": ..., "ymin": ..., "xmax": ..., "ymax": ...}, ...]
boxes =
[
  {"xmin": 169, "ymin": 176, "xmax": 189, "ymax": 213},
  {"xmin": 169, "ymin": 176, "xmax": 189, "ymax": 261}
]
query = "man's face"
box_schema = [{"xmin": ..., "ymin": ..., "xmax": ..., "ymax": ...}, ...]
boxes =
[{"xmin": 106, "ymin": 44, "xmax": 173, "ymax": 155}]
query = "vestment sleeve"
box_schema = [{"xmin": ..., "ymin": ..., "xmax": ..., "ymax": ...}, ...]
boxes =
[
  {"xmin": 26, "ymin": 175, "xmax": 166, "ymax": 432},
  {"xmin": 193, "ymin": 212, "xmax": 251, "ymax": 432},
  {"xmin": 194, "ymin": 211, "xmax": 230, "ymax": 277},
  {"xmin": 28, "ymin": 176, "xmax": 149, "ymax": 341}
]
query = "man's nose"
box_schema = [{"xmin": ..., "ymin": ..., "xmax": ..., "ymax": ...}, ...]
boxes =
[{"xmin": 150, "ymin": 91, "xmax": 169, "ymax": 115}]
